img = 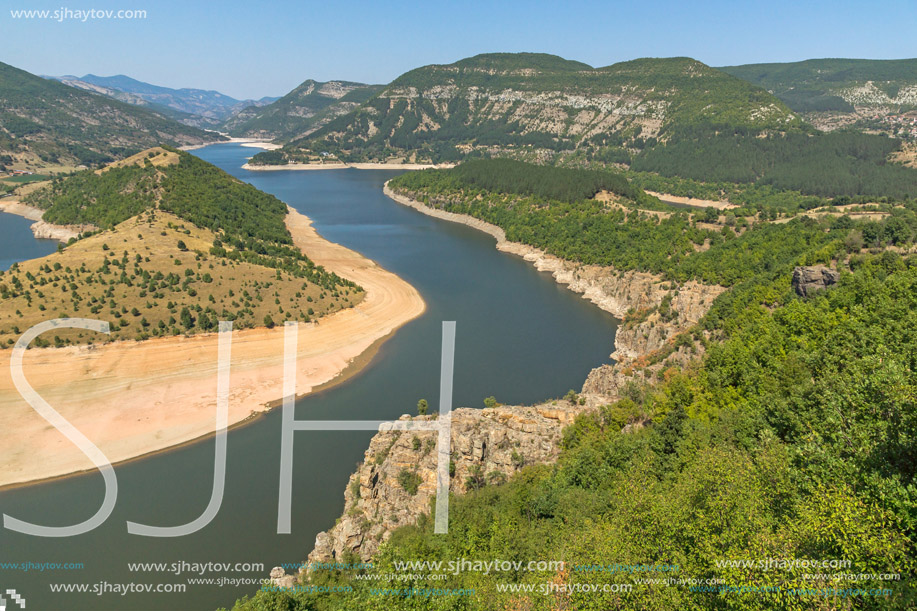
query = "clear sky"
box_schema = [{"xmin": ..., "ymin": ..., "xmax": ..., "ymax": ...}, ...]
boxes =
[{"xmin": 2, "ymin": 0, "xmax": 915, "ymax": 100}]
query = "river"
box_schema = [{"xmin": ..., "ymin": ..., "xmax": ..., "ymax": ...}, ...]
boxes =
[{"xmin": 0, "ymin": 144, "xmax": 618, "ymax": 610}]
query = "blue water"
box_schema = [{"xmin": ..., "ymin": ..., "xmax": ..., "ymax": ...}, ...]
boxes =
[
  {"xmin": 0, "ymin": 145, "xmax": 618, "ymax": 610},
  {"xmin": 0, "ymin": 210, "xmax": 58, "ymax": 270}
]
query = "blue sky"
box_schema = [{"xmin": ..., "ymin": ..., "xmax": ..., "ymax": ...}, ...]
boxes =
[{"xmin": 2, "ymin": 0, "xmax": 915, "ymax": 99}]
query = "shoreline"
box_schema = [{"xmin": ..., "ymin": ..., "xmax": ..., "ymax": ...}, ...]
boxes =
[
  {"xmin": 383, "ymin": 182, "xmax": 629, "ymax": 317},
  {"xmin": 243, "ymin": 162, "xmax": 454, "ymax": 172},
  {"xmin": 0, "ymin": 206, "xmax": 426, "ymax": 490},
  {"xmin": 180, "ymin": 137, "xmax": 277, "ymax": 152},
  {"xmin": 0, "ymin": 199, "xmax": 88, "ymax": 242},
  {"xmin": 384, "ymin": 183, "xmax": 725, "ymax": 362}
]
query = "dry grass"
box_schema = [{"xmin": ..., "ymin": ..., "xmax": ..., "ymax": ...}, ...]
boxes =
[{"xmin": 0, "ymin": 211, "xmax": 363, "ymax": 346}]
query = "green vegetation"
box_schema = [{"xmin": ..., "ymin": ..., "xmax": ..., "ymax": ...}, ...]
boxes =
[
  {"xmin": 722, "ymin": 58, "xmax": 917, "ymax": 112},
  {"xmin": 224, "ymin": 79, "xmax": 382, "ymax": 141},
  {"xmin": 397, "ymin": 469, "xmax": 423, "ymax": 496},
  {"xmin": 231, "ymin": 258, "xmax": 917, "ymax": 610},
  {"xmin": 253, "ymin": 54, "xmax": 800, "ymax": 165},
  {"xmin": 0, "ymin": 211, "xmax": 360, "ymax": 345},
  {"xmin": 0, "ymin": 149, "xmax": 361, "ymax": 345},
  {"xmin": 632, "ymin": 129, "xmax": 917, "ymax": 199},
  {"xmin": 232, "ymin": 165, "xmax": 917, "ymax": 609},
  {"xmin": 0, "ymin": 61, "xmax": 219, "ymax": 168},
  {"xmin": 391, "ymin": 160, "xmax": 917, "ymax": 286}
]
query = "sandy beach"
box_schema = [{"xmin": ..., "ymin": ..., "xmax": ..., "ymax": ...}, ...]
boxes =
[
  {"xmin": 0, "ymin": 207, "xmax": 425, "ymax": 489},
  {"xmin": 243, "ymin": 162, "xmax": 454, "ymax": 171}
]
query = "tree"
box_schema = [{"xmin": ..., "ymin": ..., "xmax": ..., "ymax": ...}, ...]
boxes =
[
  {"xmin": 263, "ymin": 314, "xmax": 275, "ymax": 329},
  {"xmin": 180, "ymin": 306, "xmax": 193, "ymax": 329},
  {"xmin": 483, "ymin": 396, "xmax": 498, "ymax": 408},
  {"xmin": 177, "ymin": 240, "xmax": 187, "ymax": 251},
  {"xmin": 417, "ymin": 398, "xmax": 429, "ymax": 416}
]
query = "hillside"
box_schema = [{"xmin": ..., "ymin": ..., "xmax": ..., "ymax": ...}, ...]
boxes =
[
  {"xmin": 0, "ymin": 148, "xmax": 361, "ymax": 345},
  {"xmin": 250, "ymin": 53, "xmax": 801, "ymax": 165},
  {"xmin": 51, "ymin": 73, "xmax": 277, "ymax": 127},
  {"xmin": 722, "ymin": 58, "xmax": 917, "ymax": 136},
  {"xmin": 0, "ymin": 61, "xmax": 223, "ymax": 171},
  {"xmin": 238, "ymin": 160, "xmax": 917, "ymax": 611},
  {"xmin": 221, "ymin": 79, "xmax": 382, "ymax": 141}
]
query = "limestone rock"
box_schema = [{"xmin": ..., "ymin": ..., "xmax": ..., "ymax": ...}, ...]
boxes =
[{"xmin": 792, "ymin": 265, "xmax": 839, "ymax": 298}]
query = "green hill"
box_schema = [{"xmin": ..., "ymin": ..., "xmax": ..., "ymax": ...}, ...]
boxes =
[
  {"xmin": 722, "ymin": 58, "xmax": 917, "ymax": 111},
  {"xmin": 722, "ymin": 59, "xmax": 917, "ymax": 138},
  {"xmin": 251, "ymin": 53, "xmax": 801, "ymax": 165},
  {"xmin": 221, "ymin": 79, "xmax": 382, "ymax": 141},
  {"xmin": 0, "ymin": 147, "xmax": 360, "ymax": 345},
  {"xmin": 0, "ymin": 61, "xmax": 223, "ymax": 171}
]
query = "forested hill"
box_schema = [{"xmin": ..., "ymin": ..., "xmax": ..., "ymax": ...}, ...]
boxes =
[
  {"xmin": 721, "ymin": 58, "xmax": 917, "ymax": 138},
  {"xmin": 222, "ymin": 79, "xmax": 383, "ymax": 141},
  {"xmin": 0, "ymin": 61, "xmax": 223, "ymax": 170},
  {"xmin": 238, "ymin": 160, "xmax": 917, "ymax": 611},
  {"xmin": 250, "ymin": 53, "xmax": 800, "ymax": 165},
  {"xmin": 0, "ymin": 148, "xmax": 360, "ymax": 345},
  {"xmin": 389, "ymin": 159, "xmax": 917, "ymax": 286},
  {"xmin": 27, "ymin": 147, "xmax": 295, "ymax": 247},
  {"xmin": 721, "ymin": 58, "xmax": 917, "ymax": 112}
]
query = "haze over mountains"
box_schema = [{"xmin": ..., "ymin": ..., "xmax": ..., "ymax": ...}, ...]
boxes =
[
  {"xmin": 49, "ymin": 74, "xmax": 279, "ymax": 128},
  {"xmin": 0, "ymin": 61, "xmax": 222, "ymax": 171}
]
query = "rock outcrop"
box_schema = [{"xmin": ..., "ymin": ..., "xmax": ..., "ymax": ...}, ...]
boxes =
[
  {"xmin": 270, "ymin": 187, "xmax": 727, "ymax": 585},
  {"xmin": 386, "ymin": 183, "xmax": 725, "ymax": 393},
  {"xmin": 306, "ymin": 404, "xmax": 584, "ymax": 565},
  {"xmin": 792, "ymin": 265, "xmax": 839, "ymax": 298}
]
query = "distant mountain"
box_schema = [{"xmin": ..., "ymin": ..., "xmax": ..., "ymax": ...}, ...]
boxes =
[
  {"xmin": 50, "ymin": 74, "xmax": 278, "ymax": 127},
  {"xmin": 721, "ymin": 58, "xmax": 917, "ymax": 135},
  {"xmin": 221, "ymin": 79, "xmax": 383, "ymax": 141},
  {"xmin": 1, "ymin": 61, "xmax": 223, "ymax": 169},
  {"xmin": 253, "ymin": 53, "xmax": 801, "ymax": 165}
]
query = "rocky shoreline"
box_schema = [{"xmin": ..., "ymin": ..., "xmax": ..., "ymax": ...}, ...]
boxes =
[
  {"xmin": 268, "ymin": 183, "xmax": 726, "ymax": 585},
  {"xmin": 0, "ymin": 200, "xmax": 91, "ymax": 242}
]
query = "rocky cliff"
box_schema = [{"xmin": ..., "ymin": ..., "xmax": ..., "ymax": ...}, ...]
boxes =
[
  {"xmin": 385, "ymin": 183, "xmax": 724, "ymax": 367},
  {"xmin": 300, "ymin": 405, "xmax": 583, "ymax": 570},
  {"xmin": 271, "ymin": 185, "xmax": 725, "ymax": 585}
]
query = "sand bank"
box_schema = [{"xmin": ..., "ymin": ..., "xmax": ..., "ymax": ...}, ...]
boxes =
[{"xmin": 0, "ymin": 207, "xmax": 425, "ymax": 488}]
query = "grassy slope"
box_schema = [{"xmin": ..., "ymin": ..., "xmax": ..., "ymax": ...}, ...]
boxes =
[
  {"xmin": 0, "ymin": 211, "xmax": 360, "ymax": 345},
  {"xmin": 1, "ymin": 148, "xmax": 362, "ymax": 345}
]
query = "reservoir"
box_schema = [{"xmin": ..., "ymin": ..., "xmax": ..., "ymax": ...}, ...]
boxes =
[{"xmin": 0, "ymin": 144, "xmax": 618, "ymax": 610}]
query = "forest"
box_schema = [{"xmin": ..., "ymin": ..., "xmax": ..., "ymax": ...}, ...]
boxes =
[
  {"xmin": 390, "ymin": 160, "xmax": 917, "ymax": 287},
  {"xmin": 231, "ymin": 177, "xmax": 917, "ymax": 609},
  {"xmin": 631, "ymin": 129, "xmax": 917, "ymax": 199}
]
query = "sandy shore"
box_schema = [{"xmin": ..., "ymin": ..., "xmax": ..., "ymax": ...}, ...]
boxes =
[
  {"xmin": 179, "ymin": 137, "xmax": 276, "ymax": 152},
  {"xmin": 243, "ymin": 162, "xmax": 454, "ymax": 171},
  {"xmin": 0, "ymin": 207, "xmax": 425, "ymax": 488}
]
